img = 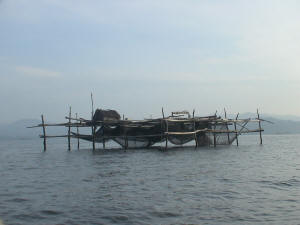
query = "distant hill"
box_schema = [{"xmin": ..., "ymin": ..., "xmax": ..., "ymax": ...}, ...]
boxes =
[
  {"xmin": 1, "ymin": 114, "xmax": 300, "ymax": 139},
  {"xmin": 0, "ymin": 119, "xmax": 67, "ymax": 139},
  {"xmin": 228, "ymin": 113, "xmax": 300, "ymax": 134}
]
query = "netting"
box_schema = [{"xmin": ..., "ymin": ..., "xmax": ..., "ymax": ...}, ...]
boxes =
[
  {"xmin": 207, "ymin": 124, "xmax": 237, "ymax": 145},
  {"xmin": 74, "ymin": 117, "xmax": 245, "ymax": 148}
]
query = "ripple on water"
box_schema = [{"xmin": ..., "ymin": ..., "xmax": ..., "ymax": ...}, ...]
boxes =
[
  {"xmin": 40, "ymin": 209, "xmax": 64, "ymax": 215},
  {"xmin": 6, "ymin": 198, "xmax": 29, "ymax": 203},
  {"xmin": 1, "ymin": 135, "xmax": 300, "ymax": 225}
]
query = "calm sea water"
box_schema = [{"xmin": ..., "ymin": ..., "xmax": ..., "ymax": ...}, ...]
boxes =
[{"xmin": 0, "ymin": 134, "xmax": 300, "ymax": 225}]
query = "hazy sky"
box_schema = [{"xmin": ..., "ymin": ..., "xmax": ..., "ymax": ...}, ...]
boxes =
[{"xmin": 1, "ymin": 0, "xmax": 300, "ymax": 123}]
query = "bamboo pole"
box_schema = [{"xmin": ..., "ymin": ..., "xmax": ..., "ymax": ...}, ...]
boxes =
[
  {"xmin": 102, "ymin": 126, "xmax": 106, "ymax": 149},
  {"xmin": 213, "ymin": 122, "xmax": 216, "ymax": 148},
  {"xmin": 257, "ymin": 109, "xmax": 263, "ymax": 145},
  {"xmin": 234, "ymin": 113, "xmax": 239, "ymax": 146},
  {"xmin": 213, "ymin": 133, "xmax": 216, "ymax": 147},
  {"xmin": 160, "ymin": 119, "xmax": 163, "ymax": 144},
  {"xmin": 92, "ymin": 125, "xmax": 96, "ymax": 151},
  {"xmin": 41, "ymin": 115, "xmax": 46, "ymax": 151},
  {"xmin": 76, "ymin": 113, "xmax": 80, "ymax": 150},
  {"xmin": 165, "ymin": 119, "xmax": 168, "ymax": 150},
  {"xmin": 124, "ymin": 127, "xmax": 128, "ymax": 150},
  {"xmin": 68, "ymin": 107, "xmax": 71, "ymax": 151},
  {"xmin": 193, "ymin": 109, "xmax": 198, "ymax": 148},
  {"xmin": 91, "ymin": 93, "xmax": 95, "ymax": 151},
  {"xmin": 224, "ymin": 108, "xmax": 230, "ymax": 144}
]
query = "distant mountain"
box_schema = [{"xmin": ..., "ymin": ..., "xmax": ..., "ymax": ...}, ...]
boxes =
[
  {"xmin": 227, "ymin": 113, "xmax": 300, "ymax": 134},
  {"xmin": 0, "ymin": 119, "xmax": 67, "ymax": 139},
  {"xmin": 228, "ymin": 112, "xmax": 300, "ymax": 121},
  {"xmin": 1, "ymin": 114, "xmax": 300, "ymax": 139}
]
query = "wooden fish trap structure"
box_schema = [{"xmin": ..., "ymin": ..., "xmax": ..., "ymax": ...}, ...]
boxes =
[{"xmin": 28, "ymin": 107, "xmax": 269, "ymax": 151}]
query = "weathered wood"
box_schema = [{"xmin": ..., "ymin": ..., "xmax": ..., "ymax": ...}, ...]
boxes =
[
  {"xmin": 124, "ymin": 128, "xmax": 128, "ymax": 150},
  {"xmin": 90, "ymin": 93, "xmax": 96, "ymax": 151},
  {"xmin": 76, "ymin": 113, "xmax": 80, "ymax": 150},
  {"xmin": 165, "ymin": 119, "xmax": 168, "ymax": 150},
  {"xmin": 213, "ymin": 133, "xmax": 216, "ymax": 147},
  {"xmin": 193, "ymin": 109, "xmax": 198, "ymax": 148},
  {"xmin": 92, "ymin": 125, "xmax": 96, "ymax": 151},
  {"xmin": 213, "ymin": 121, "xmax": 216, "ymax": 147},
  {"xmin": 234, "ymin": 113, "xmax": 239, "ymax": 146},
  {"xmin": 68, "ymin": 107, "xmax": 71, "ymax": 151},
  {"xmin": 102, "ymin": 126, "xmax": 105, "ymax": 149},
  {"xmin": 41, "ymin": 115, "xmax": 46, "ymax": 151},
  {"xmin": 257, "ymin": 109, "xmax": 263, "ymax": 145},
  {"xmin": 224, "ymin": 108, "xmax": 230, "ymax": 144},
  {"xmin": 40, "ymin": 135, "xmax": 75, "ymax": 138}
]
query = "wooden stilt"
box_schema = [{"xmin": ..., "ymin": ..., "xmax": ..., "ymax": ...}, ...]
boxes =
[
  {"xmin": 41, "ymin": 114, "xmax": 46, "ymax": 151},
  {"xmin": 160, "ymin": 119, "xmax": 163, "ymax": 144},
  {"xmin": 68, "ymin": 107, "xmax": 71, "ymax": 151},
  {"xmin": 257, "ymin": 109, "xmax": 263, "ymax": 145},
  {"xmin": 193, "ymin": 109, "xmax": 198, "ymax": 148},
  {"xmin": 92, "ymin": 125, "xmax": 96, "ymax": 151},
  {"xmin": 224, "ymin": 108, "xmax": 230, "ymax": 144},
  {"xmin": 165, "ymin": 119, "xmax": 168, "ymax": 150},
  {"xmin": 102, "ymin": 125, "xmax": 105, "ymax": 149},
  {"xmin": 213, "ymin": 133, "xmax": 216, "ymax": 147},
  {"xmin": 90, "ymin": 93, "xmax": 96, "ymax": 151},
  {"xmin": 125, "ymin": 136, "xmax": 128, "ymax": 150},
  {"xmin": 162, "ymin": 107, "xmax": 165, "ymax": 119},
  {"xmin": 76, "ymin": 113, "xmax": 80, "ymax": 150},
  {"xmin": 125, "ymin": 127, "xmax": 128, "ymax": 150},
  {"xmin": 213, "ymin": 122, "xmax": 216, "ymax": 147},
  {"xmin": 234, "ymin": 113, "xmax": 239, "ymax": 146}
]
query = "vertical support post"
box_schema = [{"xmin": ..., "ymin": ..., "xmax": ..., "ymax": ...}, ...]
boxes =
[
  {"xmin": 257, "ymin": 109, "xmax": 263, "ymax": 145},
  {"xmin": 213, "ymin": 132, "xmax": 216, "ymax": 147},
  {"xmin": 165, "ymin": 119, "xmax": 168, "ymax": 150},
  {"xmin": 68, "ymin": 106, "xmax": 71, "ymax": 151},
  {"xmin": 90, "ymin": 93, "xmax": 96, "ymax": 151},
  {"xmin": 124, "ymin": 126, "xmax": 128, "ymax": 150},
  {"xmin": 234, "ymin": 113, "xmax": 239, "ymax": 146},
  {"xmin": 193, "ymin": 109, "xmax": 198, "ymax": 148},
  {"xmin": 102, "ymin": 125, "xmax": 106, "ymax": 149},
  {"xmin": 76, "ymin": 113, "xmax": 80, "ymax": 149},
  {"xmin": 160, "ymin": 118, "xmax": 163, "ymax": 144},
  {"xmin": 213, "ymin": 121, "xmax": 217, "ymax": 148},
  {"xmin": 224, "ymin": 108, "xmax": 230, "ymax": 144},
  {"xmin": 41, "ymin": 114, "xmax": 46, "ymax": 151},
  {"xmin": 162, "ymin": 107, "xmax": 165, "ymax": 119},
  {"xmin": 92, "ymin": 125, "xmax": 96, "ymax": 151},
  {"xmin": 125, "ymin": 136, "xmax": 128, "ymax": 150}
]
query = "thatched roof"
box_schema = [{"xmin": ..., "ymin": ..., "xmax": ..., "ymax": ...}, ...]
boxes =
[{"xmin": 93, "ymin": 109, "xmax": 121, "ymax": 121}]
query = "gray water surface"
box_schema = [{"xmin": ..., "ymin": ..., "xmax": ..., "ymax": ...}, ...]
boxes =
[{"xmin": 0, "ymin": 135, "xmax": 300, "ymax": 225}]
